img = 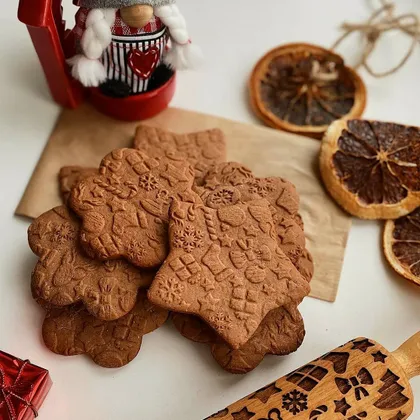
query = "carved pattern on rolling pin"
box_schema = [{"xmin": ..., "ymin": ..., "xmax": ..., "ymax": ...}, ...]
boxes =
[{"xmin": 202, "ymin": 338, "xmax": 413, "ymax": 420}]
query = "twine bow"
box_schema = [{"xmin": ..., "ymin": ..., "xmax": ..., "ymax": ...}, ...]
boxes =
[
  {"xmin": 335, "ymin": 367, "xmax": 374, "ymax": 401},
  {"xmin": 332, "ymin": 0, "xmax": 420, "ymax": 77},
  {"xmin": 0, "ymin": 360, "xmax": 38, "ymax": 420}
]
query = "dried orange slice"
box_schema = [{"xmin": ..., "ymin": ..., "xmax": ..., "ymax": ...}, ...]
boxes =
[
  {"xmin": 384, "ymin": 209, "xmax": 420, "ymax": 286},
  {"xmin": 320, "ymin": 119, "xmax": 420, "ymax": 219},
  {"xmin": 249, "ymin": 43, "xmax": 366, "ymax": 139}
]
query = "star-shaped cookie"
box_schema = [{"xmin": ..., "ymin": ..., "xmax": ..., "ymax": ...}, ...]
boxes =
[
  {"xmin": 133, "ymin": 126, "xmax": 227, "ymax": 184},
  {"xmin": 148, "ymin": 198, "xmax": 310, "ymax": 349},
  {"xmin": 172, "ymin": 305, "xmax": 305, "ymax": 373}
]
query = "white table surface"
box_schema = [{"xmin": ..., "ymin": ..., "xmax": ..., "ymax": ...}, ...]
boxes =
[{"xmin": 1, "ymin": 1, "xmax": 420, "ymax": 419}]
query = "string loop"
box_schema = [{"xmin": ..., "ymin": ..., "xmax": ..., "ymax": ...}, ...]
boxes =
[{"xmin": 332, "ymin": 0, "xmax": 420, "ymax": 78}]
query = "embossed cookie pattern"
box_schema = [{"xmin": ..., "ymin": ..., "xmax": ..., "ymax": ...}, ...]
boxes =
[
  {"xmin": 133, "ymin": 126, "xmax": 227, "ymax": 184},
  {"xmin": 173, "ymin": 305, "xmax": 305, "ymax": 373},
  {"xmin": 42, "ymin": 291, "xmax": 169, "ymax": 368},
  {"xmin": 148, "ymin": 199, "xmax": 310, "ymax": 349},
  {"xmin": 69, "ymin": 149, "xmax": 198, "ymax": 268},
  {"xmin": 28, "ymin": 206, "xmax": 153, "ymax": 321}
]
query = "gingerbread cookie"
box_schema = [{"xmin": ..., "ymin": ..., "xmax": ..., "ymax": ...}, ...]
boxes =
[
  {"xmin": 31, "ymin": 283, "xmax": 56, "ymax": 312},
  {"xmin": 69, "ymin": 148, "xmax": 198, "ymax": 268},
  {"xmin": 59, "ymin": 166, "xmax": 98, "ymax": 205},
  {"xmin": 171, "ymin": 246, "xmax": 312, "ymax": 345},
  {"xmin": 172, "ymin": 306, "xmax": 305, "ymax": 374},
  {"xmin": 171, "ymin": 243, "xmax": 312, "ymax": 346},
  {"xmin": 201, "ymin": 162, "xmax": 300, "ymax": 219},
  {"xmin": 294, "ymin": 213, "xmax": 305, "ymax": 230},
  {"xmin": 211, "ymin": 305, "xmax": 305, "ymax": 374},
  {"xmin": 42, "ymin": 291, "xmax": 169, "ymax": 368},
  {"xmin": 198, "ymin": 163, "xmax": 314, "ymax": 280},
  {"xmin": 198, "ymin": 181, "xmax": 313, "ymax": 281},
  {"xmin": 148, "ymin": 199, "xmax": 310, "ymax": 349},
  {"xmin": 275, "ymin": 215, "xmax": 306, "ymax": 264},
  {"xmin": 196, "ymin": 163, "xmax": 306, "ymax": 262},
  {"xmin": 171, "ymin": 313, "xmax": 216, "ymax": 344},
  {"xmin": 133, "ymin": 126, "xmax": 227, "ymax": 184},
  {"xmin": 28, "ymin": 206, "xmax": 154, "ymax": 321},
  {"xmin": 201, "ymin": 162, "xmax": 255, "ymax": 187},
  {"xmin": 295, "ymin": 249, "xmax": 314, "ymax": 283},
  {"xmin": 192, "ymin": 192, "xmax": 306, "ymax": 266}
]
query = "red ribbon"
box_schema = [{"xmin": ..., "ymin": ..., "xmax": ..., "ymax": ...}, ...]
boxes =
[{"xmin": 0, "ymin": 360, "xmax": 38, "ymax": 420}]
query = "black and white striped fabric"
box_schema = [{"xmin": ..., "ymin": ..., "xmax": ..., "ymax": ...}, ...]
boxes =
[{"xmin": 101, "ymin": 26, "xmax": 169, "ymax": 94}]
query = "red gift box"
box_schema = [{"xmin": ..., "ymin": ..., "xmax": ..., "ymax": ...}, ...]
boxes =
[{"xmin": 0, "ymin": 352, "xmax": 52, "ymax": 420}]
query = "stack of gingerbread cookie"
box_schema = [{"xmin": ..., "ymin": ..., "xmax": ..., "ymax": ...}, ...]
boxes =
[{"xmin": 28, "ymin": 126, "xmax": 313, "ymax": 373}]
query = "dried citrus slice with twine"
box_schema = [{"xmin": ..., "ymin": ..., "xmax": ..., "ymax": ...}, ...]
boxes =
[
  {"xmin": 320, "ymin": 119, "xmax": 420, "ymax": 219},
  {"xmin": 249, "ymin": 43, "xmax": 366, "ymax": 139},
  {"xmin": 384, "ymin": 208, "xmax": 420, "ymax": 286}
]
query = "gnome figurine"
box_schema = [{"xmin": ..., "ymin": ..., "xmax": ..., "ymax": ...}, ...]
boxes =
[{"xmin": 69, "ymin": 0, "xmax": 201, "ymax": 97}]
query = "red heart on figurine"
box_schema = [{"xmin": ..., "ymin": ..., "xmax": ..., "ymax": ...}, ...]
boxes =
[{"xmin": 128, "ymin": 46, "xmax": 160, "ymax": 79}]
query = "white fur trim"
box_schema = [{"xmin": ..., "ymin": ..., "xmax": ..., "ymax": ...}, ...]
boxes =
[
  {"xmin": 154, "ymin": 4, "xmax": 203, "ymax": 70},
  {"xmin": 69, "ymin": 9, "xmax": 116, "ymax": 87},
  {"xmin": 67, "ymin": 55, "xmax": 108, "ymax": 87},
  {"xmin": 164, "ymin": 43, "xmax": 204, "ymax": 70}
]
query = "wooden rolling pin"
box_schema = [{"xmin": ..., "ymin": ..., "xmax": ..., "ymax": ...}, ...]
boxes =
[{"xmin": 205, "ymin": 334, "xmax": 420, "ymax": 420}]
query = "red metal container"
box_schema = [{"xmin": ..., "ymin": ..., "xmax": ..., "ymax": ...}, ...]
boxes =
[
  {"xmin": 17, "ymin": 0, "xmax": 175, "ymax": 121},
  {"xmin": 90, "ymin": 73, "xmax": 176, "ymax": 121}
]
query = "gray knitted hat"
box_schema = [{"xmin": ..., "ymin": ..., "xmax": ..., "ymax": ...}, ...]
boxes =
[{"xmin": 80, "ymin": 0, "xmax": 175, "ymax": 8}]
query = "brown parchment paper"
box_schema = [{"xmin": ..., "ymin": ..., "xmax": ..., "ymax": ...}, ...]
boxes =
[{"xmin": 16, "ymin": 103, "xmax": 352, "ymax": 302}]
